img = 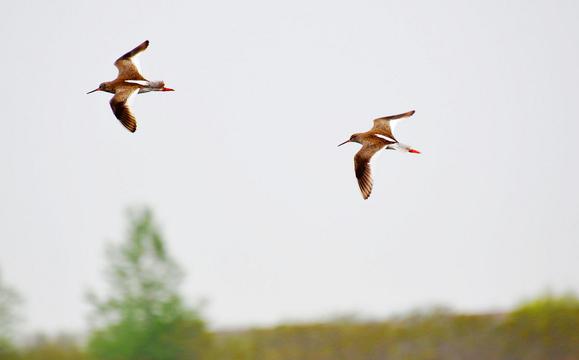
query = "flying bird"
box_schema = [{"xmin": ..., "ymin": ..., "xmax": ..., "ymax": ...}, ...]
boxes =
[
  {"xmin": 338, "ymin": 110, "xmax": 420, "ymax": 200},
  {"xmin": 87, "ymin": 40, "xmax": 174, "ymax": 132}
]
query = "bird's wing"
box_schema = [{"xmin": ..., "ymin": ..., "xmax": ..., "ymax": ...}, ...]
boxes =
[
  {"xmin": 354, "ymin": 141, "xmax": 384, "ymax": 200},
  {"xmin": 114, "ymin": 40, "xmax": 149, "ymax": 81},
  {"xmin": 109, "ymin": 87, "xmax": 140, "ymax": 132},
  {"xmin": 370, "ymin": 110, "xmax": 415, "ymax": 141}
]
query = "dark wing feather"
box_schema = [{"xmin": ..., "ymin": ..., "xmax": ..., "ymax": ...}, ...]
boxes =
[
  {"xmin": 370, "ymin": 110, "xmax": 415, "ymax": 141},
  {"xmin": 354, "ymin": 142, "xmax": 384, "ymax": 200},
  {"xmin": 109, "ymin": 87, "xmax": 140, "ymax": 133},
  {"xmin": 114, "ymin": 40, "xmax": 149, "ymax": 81}
]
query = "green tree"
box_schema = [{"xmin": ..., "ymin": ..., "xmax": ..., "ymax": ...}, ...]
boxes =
[
  {"xmin": 0, "ymin": 269, "xmax": 21, "ymax": 359},
  {"xmin": 87, "ymin": 208, "xmax": 211, "ymax": 360},
  {"xmin": 501, "ymin": 293, "xmax": 579, "ymax": 359}
]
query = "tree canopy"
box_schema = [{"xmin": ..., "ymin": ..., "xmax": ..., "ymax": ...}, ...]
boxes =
[
  {"xmin": 0, "ymin": 269, "xmax": 21, "ymax": 358},
  {"xmin": 87, "ymin": 208, "xmax": 211, "ymax": 360}
]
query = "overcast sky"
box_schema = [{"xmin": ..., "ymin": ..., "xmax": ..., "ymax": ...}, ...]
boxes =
[{"xmin": 1, "ymin": 0, "xmax": 578, "ymax": 335}]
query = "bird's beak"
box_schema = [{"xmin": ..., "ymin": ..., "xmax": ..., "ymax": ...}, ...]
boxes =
[
  {"xmin": 86, "ymin": 88, "xmax": 100, "ymax": 94},
  {"xmin": 409, "ymin": 148, "xmax": 421, "ymax": 154},
  {"xmin": 161, "ymin": 87, "xmax": 175, "ymax": 91},
  {"xmin": 337, "ymin": 140, "xmax": 350, "ymax": 147}
]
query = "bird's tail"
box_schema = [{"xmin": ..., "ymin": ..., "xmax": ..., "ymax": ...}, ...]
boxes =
[
  {"xmin": 390, "ymin": 143, "xmax": 421, "ymax": 154},
  {"xmin": 148, "ymin": 80, "xmax": 165, "ymax": 89}
]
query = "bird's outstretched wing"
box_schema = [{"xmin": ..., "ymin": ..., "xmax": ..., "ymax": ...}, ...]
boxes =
[
  {"xmin": 354, "ymin": 142, "xmax": 384, "ymax": 200},
  {"xmin": 114, "ymin": 40, "xmax": 149, "ymax": 81},
  {"xmin": 110, "ymin": 87, "xmax": 140, "ymax": 132},
  {"xmin": 370, "ymin": 110, "xmax": 415, "ymax": 142}
]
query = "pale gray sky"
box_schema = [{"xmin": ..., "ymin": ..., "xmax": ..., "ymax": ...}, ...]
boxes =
[{"xmin": 1, "ymin": 0, "xmax": 578, "ymax": 334}]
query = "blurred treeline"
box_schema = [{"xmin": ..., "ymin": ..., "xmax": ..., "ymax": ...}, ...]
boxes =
[
  {"xmin": 213, "ymin": 295, "xmax": 579, "ymax": 360},
  {"xmin": 1, "ymin": 209, "xmax": 578, "ymax": 360}
]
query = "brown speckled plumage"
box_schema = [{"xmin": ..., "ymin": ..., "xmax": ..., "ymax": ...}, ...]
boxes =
[
  {"xmin": 339, "ymin": 110, "xmax": 417, "ymax": 200},
  {"xmin": 87, "ymin": 40, "xmax": 173, "ymax": 133}
]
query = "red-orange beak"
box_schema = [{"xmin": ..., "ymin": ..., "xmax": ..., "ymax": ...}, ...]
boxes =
[
  {"xmin": 409, "ymin": 149, "xmax": 421, "ymax": 154},
  {"xmin": 86, "ymin": 88, "xmax": 100, "ymax": 94},
  {"xmin": 161, "ymin": 87, "xmax": 175, "ymax": 91}
]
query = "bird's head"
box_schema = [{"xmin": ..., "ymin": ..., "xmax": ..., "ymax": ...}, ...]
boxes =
[
  {"xmin": 87, "ymin": 82, "xmax": 107, "ymax": 94},
  {"xmin": 338, "ymin": 133, "xmax": 362, "ymax": 147},
  {"xmin": 87, "ymin": 83, "xmax": 114, "ymax": 94}
]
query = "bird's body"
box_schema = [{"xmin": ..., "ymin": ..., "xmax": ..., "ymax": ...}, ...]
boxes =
[
  {"xmin": 96, "ymin": 80, "xmax": 168, "ymax": 95},
  {"xmin": 87, "ymin": 40, "xmax": 174, "ymax": 133},
  {"xmin": 339, "ymin": 110, "xmax": 420, "ymax": 199}
]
